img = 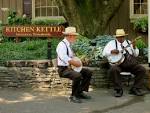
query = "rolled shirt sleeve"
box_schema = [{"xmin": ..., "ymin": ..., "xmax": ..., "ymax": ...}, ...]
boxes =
[
  {"xmin": 102, "ymin": 40, "xmax": 139, "ymax": 58},
  {"xmin": 102, "ymin": 41, "xmax": 116, "ymax": 57},
  {"xmin": 132, "ymin": 47, "xmax": 139, "ymax": 57},
  {"xmin": 126, "ymin": 40, "xmax": 139, "ymax": 57}
]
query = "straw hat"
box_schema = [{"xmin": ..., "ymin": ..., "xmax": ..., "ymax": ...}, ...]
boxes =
[
  {"xmin": 114, "ymin": 29, "xmax": 128, "ymax": 37},
  {"xmin": 63, "ymin": 27, "xmax": 79, "ymax": 35}
]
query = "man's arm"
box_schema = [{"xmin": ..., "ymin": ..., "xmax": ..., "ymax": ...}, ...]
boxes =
[
  {"xmin": 68, "ymin": 60, "xmax": 82, "ymax": 67},
  {"xmin": 56, "ymin": 42, "xmax": 72, "ymax": 65},
  {"xmin": 128, "ymin": 40, "xmax": 139, "ymax": 57},
  {"xmin": 57, "ymin": 42, "xmax": 82, "ymax": 67},
  {"xmin": 103, "ymin": 40, "xmax": 117, "ymax": 57}
]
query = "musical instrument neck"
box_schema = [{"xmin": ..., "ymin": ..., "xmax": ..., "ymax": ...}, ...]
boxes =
[{"xmin": 119, "ymin": 37, "xmax": 142, "ymax": 53}]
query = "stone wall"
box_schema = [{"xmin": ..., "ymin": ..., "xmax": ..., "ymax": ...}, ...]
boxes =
[
  {"xmin": 86, "ymin": 67, "xmax": 108, "ymax": 88},
  {"xmin": 0, "ymin": 60, "xmax": 108, "ymax": 88},
  {"xmin": 0, "ymin": 60, "xmax": 149, "ymax": 89}
]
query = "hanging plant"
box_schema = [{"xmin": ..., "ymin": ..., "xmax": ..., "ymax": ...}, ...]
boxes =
[{"xmin": 133, "ymin": 16, "xmax": 148, "ymax": 33}]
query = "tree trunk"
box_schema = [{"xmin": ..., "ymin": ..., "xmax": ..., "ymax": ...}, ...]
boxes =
[{"xmin": 56, "ymin": 0, "xmax": 124, "ymax": 38}]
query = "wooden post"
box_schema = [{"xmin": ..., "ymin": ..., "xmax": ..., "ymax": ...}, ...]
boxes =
[
  {"xmin": 47, "ymin": 40, "xmax": 52, "ymax": 60},
  {"xmin": 15, "ymin": 37, "xmax": 20, "ymax": 43}
]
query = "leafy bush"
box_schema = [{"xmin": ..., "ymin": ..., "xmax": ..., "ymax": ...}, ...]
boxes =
[
  {"xmin": 0, "ymin": 20, "xmax": 2, "ymax": 38},
  {"xmin": 31, "ymin": 17, "xmax": 66, "ymax": 25},
  {"xmin": 135, "ymin": 36, "xmax": 148, "ymax": 59},
  {"xmin": 135, "ymin": 36, "xmax": 147, "ymax": 49},
  {"xmin": 91, "ymin": 35, "xmax": 115, "ymax": 50},
  {"xmin": 72, "ymin": 35, "xmax": 93, "ymax": 65},
  {"xmin": 72, "ymin": 35, "xmax": 114, "ymax": 66},
  {"xmin": 72, "ymin": 35, "xmax": 91, "ymax": 57},
  {"xmin": 7, "ymin": 10, "xmax": 31, "ymax": 25},
  {"xmin": 133, "ymin": 16, "xmax": 148, "ymax": 33},
  {"xmin": 90, "ymin": 35, "xmax": 114, "ymax": 59},
  {"xmin": 0, "ymin": 20, "xmax": 2, "ymax": 26},
  {"xmin": 0, "ymin": 40, "xmax": 47, "ymax": 61},
  {"xmin": 0, "ymin": 38, "xmax": 61, "ymax": 65},
  {"xmin": 143, "ymin": 48, "xmax": 148, "ymax": 58}
]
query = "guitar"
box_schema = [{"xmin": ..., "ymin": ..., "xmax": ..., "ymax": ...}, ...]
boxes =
[{"xmin": 107, "ymin": 37, "xmax": 142, "ymax": 65}]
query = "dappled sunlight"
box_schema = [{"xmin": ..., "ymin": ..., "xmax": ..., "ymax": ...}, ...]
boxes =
[
  {"xmin": 0, "ymin": 86, "xmax": 95, "ymax": 105},
  {"xmin": 0, "ymin": 93, "xmax": 37, "ymax": 104},
  {"xmin": 89, "ymin": 87, "xmax": 94, "ymax": 92},
  {"xmin": 80, "ymin": 107, "xmax": 92, "ymax": 113},
  {"xmin": 20, "ymin": 93, "xmax": 37, "ymax": 101},
  {"xmin": 49, "ymin": 86, "xmax": 94, "ymax": 97}
]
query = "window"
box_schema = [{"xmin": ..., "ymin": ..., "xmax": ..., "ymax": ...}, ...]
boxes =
[
  {"xmin": 130, "ymin": 0, "xmax": 148, "ymax": 19},
  {"xmin": 32, "ymin": 0, "xmax": 60, "ymax": 18}
]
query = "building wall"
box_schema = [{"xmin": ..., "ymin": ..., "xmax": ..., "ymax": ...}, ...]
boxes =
[
  {"xmin": 105, "ymin": 0, "xmax": 148, "ymax": 43},
  {"xmin": 0, "ymin": 0, "xmax": 148, "ymax": 43},
  {"xmin": 0, "ymin": 0, "xmax": 23, "ymax": 24}
]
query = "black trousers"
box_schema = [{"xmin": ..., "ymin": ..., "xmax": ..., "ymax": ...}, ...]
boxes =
[
  {"xmin": 58, "ymin": 66, "xmax": 92, "ymax": 96},
  {"xmin": 108, "ymin": 57, "xmax": 146, "ymax": 90}
]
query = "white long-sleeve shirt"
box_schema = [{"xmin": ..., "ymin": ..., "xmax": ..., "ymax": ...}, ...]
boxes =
[
  {"xmin": 56, "ymin": 38, "xmax": 74, "ymax": 66},
  {"xmin": 102, "ymin": 39, "xmax": 139, "ymax": 58}
]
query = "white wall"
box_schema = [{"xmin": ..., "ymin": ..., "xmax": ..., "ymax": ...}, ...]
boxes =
[{"xmin": 148, "ymin": 0, "xmax": 150, "ymax": 67}]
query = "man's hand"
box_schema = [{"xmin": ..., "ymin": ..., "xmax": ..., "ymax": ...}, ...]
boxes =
[
  {"xmin": 111, "ymin": 49, "xmax": 119, "ymax": 55},
  {"xmin": 132, "ymin": 40, "xmax": 136, "ymax": 49},
  {"xmin": 69, "ymin": 59, "xmax": 82, "ymax": 67}
]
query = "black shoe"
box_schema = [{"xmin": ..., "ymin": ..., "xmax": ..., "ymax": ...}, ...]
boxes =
[
  {"xmin": 129, "ymin": 88, "xmax": 144, "ymax": 96},
  {"xmin": 68, "ymin": 96, "xmax": 82, "ymax": 103},
  {"xmin": 114, "ymin": 89, "xmax": 123, "ymax": 97},
  {"xmin": 77, "ymin": 92, "xmax": 91, "ymax": 99}
]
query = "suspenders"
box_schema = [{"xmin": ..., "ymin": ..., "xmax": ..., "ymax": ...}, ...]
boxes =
[
  {"xmin": 125, "ymin": 39, "xmax": 134, "ymax": 55},
  {"xmin": 115, "ymin": 39, "xmax": 133, "ymax": 55},
  {"xmin": 62, "ymin": 41, "xmax": 69, "ymax": 56},
  {"xmin": 57, "ymin": 41, "xmax": 69, "ymax": 64},
  {"xmin": 115, "ymin": 40, "xmax": 118, "ymax": 50}
]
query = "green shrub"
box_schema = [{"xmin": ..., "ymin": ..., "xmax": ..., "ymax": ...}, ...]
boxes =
[
  {"xmin": 133, "ymin": 16, "xmax": 148, "ymax": 33},
  {"xmin": 0, "ymin": 40, "xmax": 47, "ymax": 61},
  {"xmin": 0, "ymin": 38, "xmax": 61, "ymax": 65},
  {"xmin": 89, "ymin": 35, "xmax": 114, "ymax": 62},
  {"xmin": 0, "ymin": 20, "xmax": 2, "ymax": 38},
  {"xmin": 31, "ymin": 17, "xmax": 66, "ymax": 25},
  {"xmin": 7, "ymin": 10, "xmax": 31, "ymax": 25},
  {"xmin": 23, "ymin": 40, "xmax": 43, "ymax": 50},
  {"xmin": 135, "ymin": 36, "xmax": 147, "ymax": 49},
  {"xmin": 91, "ymin": 35, "xmax": 114, "ymax": 49},
  {"xmin": 72, "ymin": 35, "xmax": 91, "ymax": 57},
  {"xmin": 143, "ymin": 48, "xmax": 148, "ymax": 58},
  {"xmin": 72, "ymin": 35, "xmax": 114, "ymax": 66}
]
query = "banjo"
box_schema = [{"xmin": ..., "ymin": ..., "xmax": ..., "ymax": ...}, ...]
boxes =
[
  {"xmin": 107, "ymin": 37, "xmax": 141, "ymax": 65},
  {"xmin": 59, "ymin": 41, "xmax": 82, "ymax": 72},
  {"xmin": 55, "ymin": 56, "xmax": 82, "ymax": 72},
  {"xmin": 71, "ymin": 57, "xmax": 82, "ymax": 72},
  {"xmin": 107, "ymin": 50, "xmax": 125, "ymax": 65}
]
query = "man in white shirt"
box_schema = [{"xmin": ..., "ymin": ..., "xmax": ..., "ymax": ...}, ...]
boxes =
[
  {"xmin": 56, "ymin": 27, "xmax": 92, "ymax": 103},
  {"xmin": 103, "ymin": 29, "xmax": 146, "ymax": 97}
]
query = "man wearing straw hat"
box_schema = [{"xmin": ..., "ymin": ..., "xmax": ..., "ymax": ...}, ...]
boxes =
[
  {"xmin": 103, "ymin": 29, "xmax": 146, "ymax": 97},
  {"xmin": 56, "ymin": 26, "xmax": 92, "ymax": 103}
]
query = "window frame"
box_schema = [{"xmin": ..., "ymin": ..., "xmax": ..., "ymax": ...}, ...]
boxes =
[
  {"xmin": 130, "ymin": 0, "xmax": 147, "ymax": 19},
  {"xmin": 32, "ymin": 0, "xmax": 59, "ymax": 19}
]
